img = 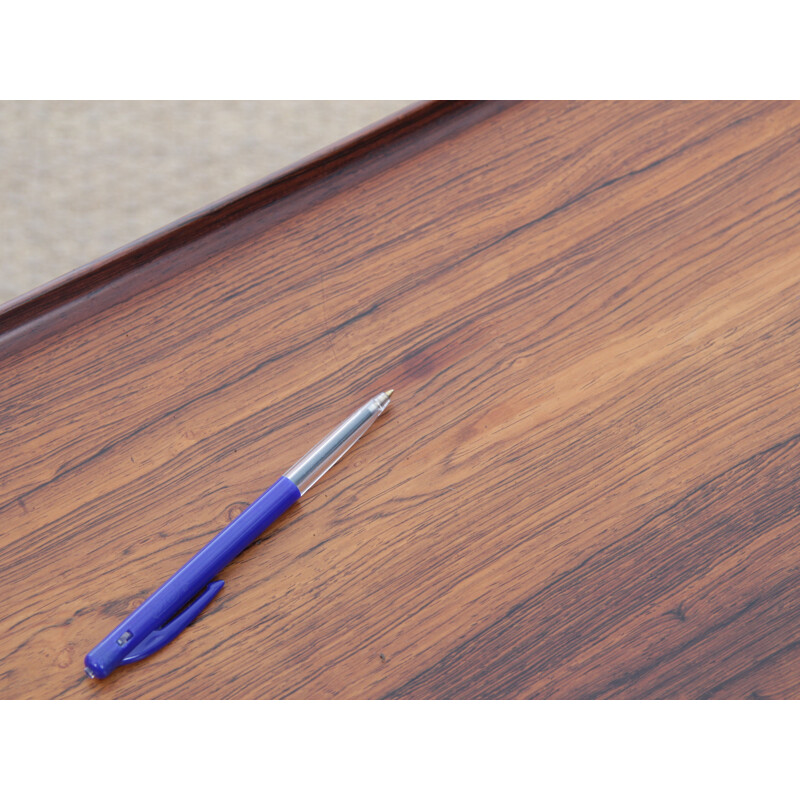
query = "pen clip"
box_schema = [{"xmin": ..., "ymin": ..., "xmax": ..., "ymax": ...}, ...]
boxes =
[{"xmin": 120, "ymin": 579, "xmax": 225, "ymax": 665}]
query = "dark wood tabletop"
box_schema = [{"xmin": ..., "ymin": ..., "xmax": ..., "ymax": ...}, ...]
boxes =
[{"xmin": 1, "ymin": 101, "xmax": 798, "ymax": 699}]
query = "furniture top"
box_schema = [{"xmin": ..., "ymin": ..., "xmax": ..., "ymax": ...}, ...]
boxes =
[{"xmin": 1, "ymin": 101, "xmax": 798, "ymax": 698}]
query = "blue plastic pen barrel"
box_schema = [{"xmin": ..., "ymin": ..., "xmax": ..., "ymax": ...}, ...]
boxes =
[{"xmin": 84, "ymin": 477, "xmax": 299, "ymax": 678}]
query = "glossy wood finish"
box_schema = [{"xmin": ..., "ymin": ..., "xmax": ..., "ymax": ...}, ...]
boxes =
[{"xmin": 1, "ymin": 101, "xmax": 799, "ymax": 699}]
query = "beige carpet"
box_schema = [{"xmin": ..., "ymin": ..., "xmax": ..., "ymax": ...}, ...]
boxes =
[{"xmin": 0, "ymin": 101, "xmax": 410, "ymax": 305}]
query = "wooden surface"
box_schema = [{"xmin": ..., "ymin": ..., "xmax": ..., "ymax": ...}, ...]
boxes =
[{"xmin": 1, "ymin": 101, "xmax": 799, "ymax": 699}]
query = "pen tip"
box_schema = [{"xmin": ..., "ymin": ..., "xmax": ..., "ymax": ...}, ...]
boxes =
[{"xmin": 385, "ymin": 389, "xmax": 394, "ymax": 398}]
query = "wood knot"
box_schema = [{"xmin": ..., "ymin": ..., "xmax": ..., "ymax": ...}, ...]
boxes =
[
  {"xmin": 665, "ymin": 604, "xmax": 687, "ymax": 622},
  {"xmin": 56, "ymin": 644, "xmax": 74, "ymax": 669},
  {"xmin": 102, "ymin": 593, "xmax": 145, "ymax": 617},
  {"xmin": 226, "ymin": 502, "xmax": 249, "ymax": 522}
]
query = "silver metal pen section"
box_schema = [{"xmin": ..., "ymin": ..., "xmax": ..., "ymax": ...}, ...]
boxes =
[{"xmin": 284, "ymin": 390, "xmax": 393, "ymax": 495}]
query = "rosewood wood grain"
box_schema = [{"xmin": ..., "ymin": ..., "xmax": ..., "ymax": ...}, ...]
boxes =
[{"xmin": 1, "ymin": 101, "xmax": 799, "ymax": 699}]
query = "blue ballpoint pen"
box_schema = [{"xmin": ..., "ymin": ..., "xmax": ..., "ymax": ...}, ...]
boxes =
[{"xmin": 84, "ymin": 389, "xmax": 394, "ymax": 680}]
